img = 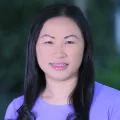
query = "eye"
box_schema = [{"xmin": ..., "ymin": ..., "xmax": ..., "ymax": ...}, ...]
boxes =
[
  {"xmin": 65, "ymin": 41, "xmax": 74, "ymax": 44},
  {"xmin": 44, "ymin": 41, "xmax": 53, "ymax": 44}
]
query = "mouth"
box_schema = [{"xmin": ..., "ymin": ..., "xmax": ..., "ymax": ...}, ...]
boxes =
[
  {"xmin": 49, "ymin": 63, "xmax": 69, "ymax": 70},
  {"xmin": 50, "ymin": 63, "xmax": 68, "ymax": 66}
]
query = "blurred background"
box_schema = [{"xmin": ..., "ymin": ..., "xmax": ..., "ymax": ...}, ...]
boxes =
[{"xmin": 0, "ymin": 0, "xmax": 120, "ymax": 119}]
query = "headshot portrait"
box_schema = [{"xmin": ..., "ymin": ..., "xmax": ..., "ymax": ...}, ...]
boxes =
[{"xmin": 4, "ymin": 3, "xmax": 120, "ymax": 120}]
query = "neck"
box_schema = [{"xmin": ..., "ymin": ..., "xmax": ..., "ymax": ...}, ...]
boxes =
[{"xmin": 41, "ymin": 75, "xmax": 78, "ymax": 102}]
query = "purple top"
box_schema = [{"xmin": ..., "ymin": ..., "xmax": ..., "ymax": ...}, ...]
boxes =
[{"xmin": 4, "ymin": 82, "xmax": 120, "ymax": 120}]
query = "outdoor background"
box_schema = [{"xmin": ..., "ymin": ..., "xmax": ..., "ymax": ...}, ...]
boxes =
[{"xmin": 0, "ymin": 0, "xmax": 120, "ymax": 119}]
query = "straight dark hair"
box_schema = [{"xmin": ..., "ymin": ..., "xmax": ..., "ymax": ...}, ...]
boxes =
[{"xmin": 17, "ymin": 3, "xmax": 94, "ymax": 120}]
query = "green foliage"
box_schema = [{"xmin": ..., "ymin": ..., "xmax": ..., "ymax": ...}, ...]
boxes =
[
  {"xmin": 0, "ymin": 0, "xmax": 44, "ymax": 118},
  {"xmin": 86, "ymin": 0, "xmax": 120, "ymax": 89},
  {"xmin": 95, "ymin": 55, "xmax": 120, "ymax": 90},
  {"xmin": 87, "ymin": 0, "xmax": 116, "ymax": 57},
  {"xmin": 0, "ymin": 0, "xmax": 73, "ymax": 119}
]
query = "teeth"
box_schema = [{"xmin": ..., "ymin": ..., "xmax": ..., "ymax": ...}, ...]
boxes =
[{"xmin": 51, "ymin": 63, "xmax": 67, "ymax": 66}]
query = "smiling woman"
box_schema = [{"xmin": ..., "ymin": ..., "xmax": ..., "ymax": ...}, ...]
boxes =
[
  {"xmin": 36, "ymin": 16, "xmax": 84, "ymax": 82},
  {"xmin": 4, "ymin": 3, "xmax": 120, "ymax": 120}
]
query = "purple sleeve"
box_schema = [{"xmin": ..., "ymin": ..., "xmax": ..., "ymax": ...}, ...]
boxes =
[
  {"xmin": 109, "ymin": 94, "xmax": 120, "ymax": 120},
  {"xmin": 4, "ymin": 99, "xmax": 18, "ymax": 120}
]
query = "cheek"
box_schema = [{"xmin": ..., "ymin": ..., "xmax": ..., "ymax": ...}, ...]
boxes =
[
  {"xmin": 68, "ymin": 46, "xmax": 84, "ymax": 68},
  {"xmin": 36, "ymin": 49, "xmax": 51, "ymax": 73},
  {"xmin": 72, "ymin": 51, "xmax": 84, "ymax": 65},
  {"xmin": 36, "ymin": 50, "xmax": 49, "ymax": 63},
  {"xmin": 36, "ymin": 46, "xmax": 48, "ymax": 66},
  {"xmin": 68, "ymin": 45, "xmax": 84, "ymax": 59}
]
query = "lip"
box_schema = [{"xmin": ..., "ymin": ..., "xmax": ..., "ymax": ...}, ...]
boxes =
[{"xmin": 49, "ymin": 63, "xmax": 68, "ymax": 71}]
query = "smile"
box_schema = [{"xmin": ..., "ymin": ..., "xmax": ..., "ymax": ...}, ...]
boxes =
[{"xmin": 50, "ymin": 63, "xmax": 68, "ymax": 70}]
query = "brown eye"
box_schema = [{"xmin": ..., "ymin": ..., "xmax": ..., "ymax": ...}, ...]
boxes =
[
  {"xmin": 65, "ymin": 41, "xmax": 74, "ymax": 44},
  {"xmin": 45, "ymin": 41, "xmax": 54, "ymax": 44}
]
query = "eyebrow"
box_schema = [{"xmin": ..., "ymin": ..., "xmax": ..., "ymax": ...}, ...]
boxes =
[
  {"xmin": 40, "ymin": 34, "xmax": 79, "ymax": 39},
  {"xmin": 64, "ymin": 35, "xmax": 79, "ymax": 39},
  {"xmin": 40, "ymin": 34, "xmax": 55, "ymax": 39}
]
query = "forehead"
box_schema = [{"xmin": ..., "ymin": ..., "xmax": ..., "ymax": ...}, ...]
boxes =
[{"xmin": 39, "ymin": 16, "xmax": 82, "ymax": 36}]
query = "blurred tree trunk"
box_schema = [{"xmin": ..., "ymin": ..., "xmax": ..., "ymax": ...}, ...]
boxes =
[
  {"xmin": 74, "ymin": 0, "xmax": 87, "ymax": 15},
  {"xmin": 73, "ymin": 0, "xmax": 120, "ymax": 87},
  {"xmin": 87, "ymin": 0, "xmax": 116, "ymax": 62},
  {"xmin": 75, "ymin": 0, "xmax": 116, "ymax": 66}
]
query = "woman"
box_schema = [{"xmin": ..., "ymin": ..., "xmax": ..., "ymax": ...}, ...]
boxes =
[{"xmin": 4, "ymin": 3, "xmax": 120, "ymax": 120}]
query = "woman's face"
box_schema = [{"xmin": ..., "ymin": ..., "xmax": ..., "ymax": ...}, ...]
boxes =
[{"xmin": 36, "ymin": 16, "xmax": 84, "ymax": 81}]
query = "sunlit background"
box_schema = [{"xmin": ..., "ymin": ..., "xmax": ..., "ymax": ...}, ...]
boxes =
[{"xmin": 0, "ymin": 0, "xmax": 120, "ymax": 119}]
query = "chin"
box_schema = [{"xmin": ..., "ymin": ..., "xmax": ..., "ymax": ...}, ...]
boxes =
[{"xmin": 45, "ymin": 73, "xmax": 70, "ymax": 81}]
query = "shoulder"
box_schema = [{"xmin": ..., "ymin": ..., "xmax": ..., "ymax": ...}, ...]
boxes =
[
  {"xmin": 94, "ymin": 82, "xmax": 120, "ymax": 120},
  {"xmin": 95, "ymin": 81, "xmax": 120, "ymax": 99},
  {"xmin": 4, "ymin": 95, "xmax": 24, "ymax": 120}
]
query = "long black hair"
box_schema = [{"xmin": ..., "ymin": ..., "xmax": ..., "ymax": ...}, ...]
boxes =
[{"xmin": 17, "ymin": 3, "xmax": 94, "ymax": 120}]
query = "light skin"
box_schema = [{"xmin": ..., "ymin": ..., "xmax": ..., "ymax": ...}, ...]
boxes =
[{"xmin": 36, "ymin": 16, "xmax": 84, "ymax": 105}]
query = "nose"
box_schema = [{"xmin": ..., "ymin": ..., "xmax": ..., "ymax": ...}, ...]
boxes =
[{"xmin": 52, "ymin": 45, "xmax": 67, "ymax": 59}]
